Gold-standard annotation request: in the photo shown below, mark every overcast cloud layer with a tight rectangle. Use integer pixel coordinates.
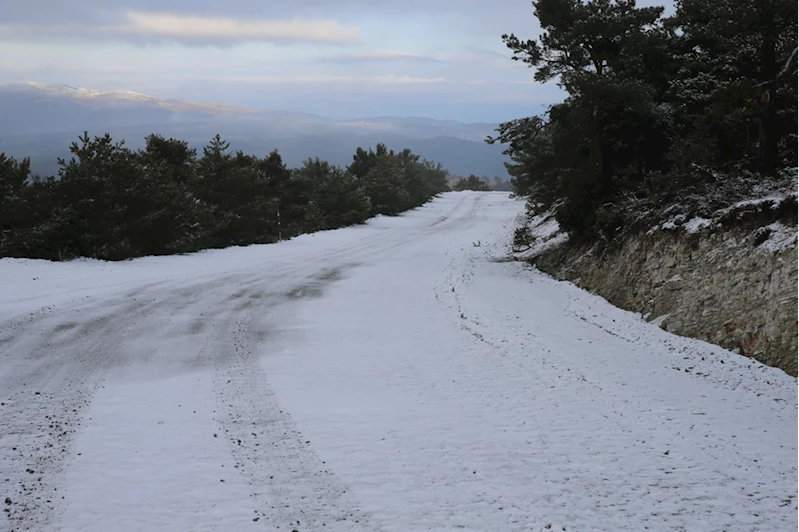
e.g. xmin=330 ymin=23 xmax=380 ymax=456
xmin=0 ymin=0 xmax=672 ymax=121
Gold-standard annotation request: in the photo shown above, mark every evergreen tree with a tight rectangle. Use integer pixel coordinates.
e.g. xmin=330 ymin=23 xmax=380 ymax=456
xmin=362 ymin=156 xmax=411 ymax=216
xmin=1 ymin=132 xmax=455 ymax=261
xmin=56 ymin=133 xmax=141 ymax=259
xmin=668 ymin=0 xmax=797 ymax=173
xmin=0 ymin=154 xmax=30 ymax=234
xmin=354 ymin=145 xmax=450 ymax=215
xmin=453 ymin=175 xmax=493 ymax=191
xmin=254 ymin=149 xmax=293 ymax=241
xmin=419 ymin=160 xmax=451 ymax=198
xmin=347 ymin=144 xmax=389 ymax=179
xmin=493 ymin=0 xmax=680 ymax=236
xmin=0 ymin=154 xmax=32 ymax=256
xmin=502 ymin=0 xmax=669 ymax=195
xmin=195 ymin=134 xmax=239 ymax=247
xmin=138 ymin=135 xmax=206 ymax=254
xmin=294 ymin=158 xmax=371 ymax=231
xmin=492 ymin=0 xmax=797 ymax=240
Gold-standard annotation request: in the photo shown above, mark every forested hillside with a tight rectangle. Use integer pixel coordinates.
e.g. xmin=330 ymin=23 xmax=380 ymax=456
xmin=489 ymin=0 xmax=797 ymax=239
xmin=0 ymin=135 xmax=449 ymax=261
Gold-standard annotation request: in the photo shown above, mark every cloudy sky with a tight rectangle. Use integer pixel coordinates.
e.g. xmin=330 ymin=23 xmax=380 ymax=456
xmin=0 ymin=0 xmax=671 ymax=122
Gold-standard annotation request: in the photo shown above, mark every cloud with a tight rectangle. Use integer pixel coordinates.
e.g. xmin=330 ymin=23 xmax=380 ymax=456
xmin=0 ymin=0 xmax=540 ymax=21
xmin=0 ymin=11 xmax=362 ymax=46
xmin=0 ymin=0 xmax=575 ymax=120
xmin=199 ymin=74 xmax=446 ymax=85
xmin=123 ymin=12 xmax=361 ymax=44
xmin=322 ymin=50 xmax=443 ymax=64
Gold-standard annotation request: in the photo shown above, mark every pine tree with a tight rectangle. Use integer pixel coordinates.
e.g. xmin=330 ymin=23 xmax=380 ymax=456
xmin=494 ymin=0 xmax=675 ymax=236
xmin=453 ymin=175 xmax=493 ymax=191
xmin=669 ymin=0 xmax=797 ymax=173
xmin=294 ymin=158 xmax=371 ymax=231
xmin=137 ymin=135 xmax=205 ymax=254
xmin=0 ymin=154 xmax=32 ymax=256
xmin=56 ymin=133 xmax=141 ymax=259
xmin=347 ymin=144 xmax=389 ymax=179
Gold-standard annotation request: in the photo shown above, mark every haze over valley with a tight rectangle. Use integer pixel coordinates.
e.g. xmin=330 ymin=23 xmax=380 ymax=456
xmin=0 ymin=82 xmax=511 ymax=178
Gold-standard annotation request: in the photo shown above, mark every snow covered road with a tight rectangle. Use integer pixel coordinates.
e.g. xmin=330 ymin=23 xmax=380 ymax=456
xmin=1 ymin=192 xmax=796 ymax=532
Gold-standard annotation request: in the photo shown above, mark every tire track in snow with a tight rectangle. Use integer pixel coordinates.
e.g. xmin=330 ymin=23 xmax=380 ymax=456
xmin=209 ymin=287 xmax=377 ymax=531
xmin=0 ymin=295 xmax=167 ymax=531
xmin=200 ymin=197 xmax=489 ymax=530
xmin=0 ymin=193 xmax=488 ymax=531
xmin=0 ymin=270 xmax=260 ymax=531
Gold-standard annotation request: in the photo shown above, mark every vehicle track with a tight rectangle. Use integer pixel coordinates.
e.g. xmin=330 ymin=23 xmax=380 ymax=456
xmin=1 ymin=194 xmax=486 ymax=531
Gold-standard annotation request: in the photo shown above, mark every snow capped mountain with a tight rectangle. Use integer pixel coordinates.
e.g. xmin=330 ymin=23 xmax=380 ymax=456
xmin=0 ymin=81 xmax=511 ymax=179
xmin=6 ymin=81 xmax=157 ymax=103
xmin=1 ymin=81 xmax=256 ymax=113
xmin=0 ymin=82 xmax=498 ymax=138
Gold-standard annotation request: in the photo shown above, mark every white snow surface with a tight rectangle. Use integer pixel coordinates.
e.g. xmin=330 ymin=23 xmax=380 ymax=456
xmin=0 ymin=192 xmax=796 ymax=532
xmin=683 ymin=217 xmax=712 ymax=234
xmin=759 ymin=221 xmax=798 ymax=253
xmin=733 ymin=195 xmax=791 ymax=210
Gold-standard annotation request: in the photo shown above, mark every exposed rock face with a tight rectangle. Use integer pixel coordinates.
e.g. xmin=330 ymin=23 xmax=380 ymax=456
xmin=533 ymin=215 xmax=798 ymax=376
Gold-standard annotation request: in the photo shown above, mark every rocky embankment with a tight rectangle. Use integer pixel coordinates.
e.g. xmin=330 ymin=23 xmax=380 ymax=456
xmin=523 ymin=195 xmax=798 ymax=376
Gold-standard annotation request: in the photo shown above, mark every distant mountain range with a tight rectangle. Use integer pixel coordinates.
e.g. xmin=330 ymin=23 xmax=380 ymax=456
xmin=0 ymin=82 xmax=265 ymax=135
xmin=0 ymin=82 xmax=511 ymax=178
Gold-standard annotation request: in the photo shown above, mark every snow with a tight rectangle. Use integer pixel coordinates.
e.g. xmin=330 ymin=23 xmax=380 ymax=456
xmin=5 ymin=81 xmax=154 ymax=102
xmin=661 ymin=220 xmax=677 ymax=230
xmin=647 ymin=191 xmax=796 ymax=242
xmin=684 ymin=217 xmax=712 ymax=234
xmin=529 ymin=213 xmax=560 ymax=241
xmin=0 ymin=192 xmax=796 ymax=531
xmin=759 ymin=221 xmax=798 ymax=253
xmin=649 ymin=314 xmax=671 ymax=327
xmin=512 ymin=210 xmax=569 ymax=259
xmin=60 ymin=372 xmax=258 ymax=532
xmin=733 ymin=195 xmax=791 ymax=210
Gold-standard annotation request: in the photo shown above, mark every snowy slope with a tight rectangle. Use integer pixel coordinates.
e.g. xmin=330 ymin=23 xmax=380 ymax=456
xmin=0 ymin=192 xmax=795 ymax=532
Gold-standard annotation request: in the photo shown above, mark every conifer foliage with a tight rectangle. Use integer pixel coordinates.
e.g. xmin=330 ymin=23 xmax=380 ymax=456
xmin=490 ymin=0 xmax=797 ymax=238
xmin=0 ymin=135 xmax=451 ymax=260
xmin=453 ymin=175 xmax=493 ymax=191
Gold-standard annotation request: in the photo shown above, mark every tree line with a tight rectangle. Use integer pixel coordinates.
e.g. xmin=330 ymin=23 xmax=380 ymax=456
xmin=0 ymin=134 xmax=451 ymax=261
xmin=489 ymin=0 xmax=797 ymax=239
